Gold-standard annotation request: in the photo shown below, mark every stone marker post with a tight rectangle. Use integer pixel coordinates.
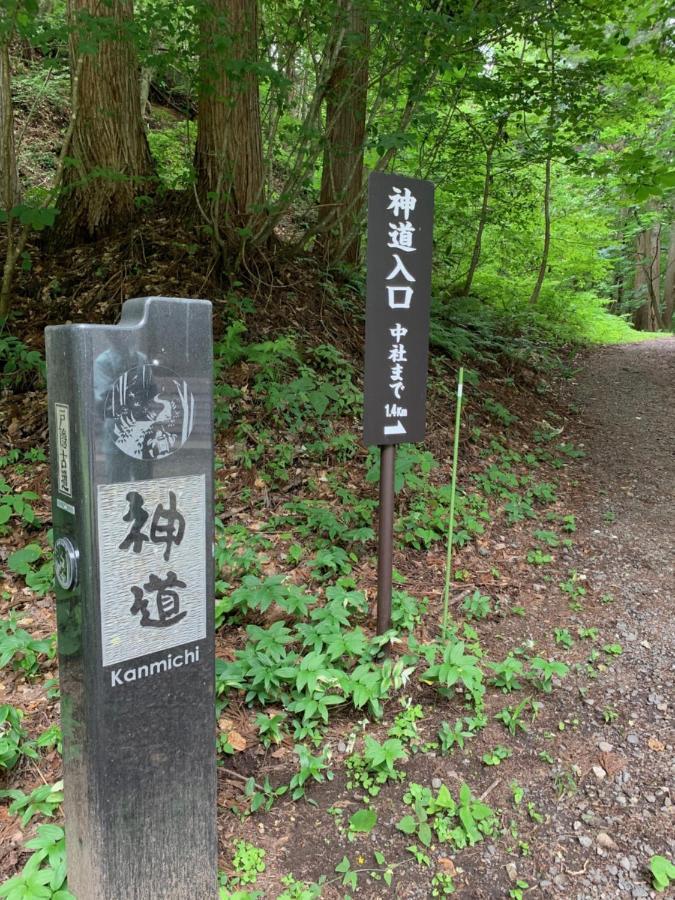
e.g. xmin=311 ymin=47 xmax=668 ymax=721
xmin=46 ymin=297 xmax=217 ymax=899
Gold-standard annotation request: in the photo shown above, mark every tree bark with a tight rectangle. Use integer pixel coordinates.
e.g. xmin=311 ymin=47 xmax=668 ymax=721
xmin=663 ymin=223 xmax=675 ymax=330
xmin=55 ymin=0 xmax=153 ymax=242
xmin=1 ymin=32 xmax=20 ymax=319
xmin=463 ymin=120 xmax=505 ymax=296
xmin=194 ymin=0 xmax=264 ymax=251
xmin=529 ymin=154 xmax=552 ymax=305
xmin=317 ymin=0 xmax=369 ymax=266
xmin=633 ymin=224 xmax=662 ymax=331
xmin=0 ymin=41 xmax=20 ymax=214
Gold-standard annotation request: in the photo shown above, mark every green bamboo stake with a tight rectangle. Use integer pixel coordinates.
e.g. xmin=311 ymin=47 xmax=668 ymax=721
xmin=441 ymin=366 xmax=464 ymax=637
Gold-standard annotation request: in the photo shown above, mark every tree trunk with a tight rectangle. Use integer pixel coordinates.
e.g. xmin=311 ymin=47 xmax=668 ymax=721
xmin=529 ymin=154 xmax=552 ymax=305
xmin=463 ymin=120 xmax=505 ymax=296
xmin=663 ymin=223 xmax=675 ymax=331
xmin=194 ymin=0 xmax=264 ymax=251
xmin=317 ymin=0 xmax=369 ymax=266
xmin=0 ymin=41 xmax=20 ymax=214
xmin=633 ymin=225 xmax=662 ymax=331
xmin=55 ymin=0 xmax=153 ymax=242
xmin=1 ymin=34 xmax=20 ymax=320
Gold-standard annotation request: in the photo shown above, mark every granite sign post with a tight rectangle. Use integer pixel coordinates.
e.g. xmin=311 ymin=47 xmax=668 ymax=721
xmin=46 ymin=297 xmax=217 ymax=899
xmin=363 ymin=172 xmax=434 ymax=635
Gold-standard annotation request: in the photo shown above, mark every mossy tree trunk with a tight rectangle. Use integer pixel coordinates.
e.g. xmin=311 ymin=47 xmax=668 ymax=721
xmin=54 ymin=0 xmax=154 ymax=243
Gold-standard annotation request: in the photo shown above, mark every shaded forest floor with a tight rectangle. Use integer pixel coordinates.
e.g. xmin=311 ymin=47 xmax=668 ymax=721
xmin=1 ymin=313 xmax=673 ymax=897
xmin=212 ymin=338 xmax=675 ymax=899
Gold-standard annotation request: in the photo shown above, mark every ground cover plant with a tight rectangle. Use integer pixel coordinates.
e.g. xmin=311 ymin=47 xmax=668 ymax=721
xmin=1 ymin=0 xmax=673 ymax=889
xmin=2 ymin=303 xmax=674 ymax=897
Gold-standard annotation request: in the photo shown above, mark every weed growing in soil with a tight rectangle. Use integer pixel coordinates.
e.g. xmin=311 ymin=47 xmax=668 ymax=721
xmin=0 ymin=705 xmax=38 ymax=770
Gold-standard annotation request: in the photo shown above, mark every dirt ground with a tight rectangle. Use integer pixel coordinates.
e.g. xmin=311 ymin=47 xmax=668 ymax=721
xmin=219 ymin=338 xmax=675 ymax=899
xmin=1 ymin=338 xmax=673 ymax=899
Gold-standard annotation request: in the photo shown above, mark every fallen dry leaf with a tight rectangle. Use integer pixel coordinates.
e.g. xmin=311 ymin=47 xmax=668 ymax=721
xmin=598 ymin=752 xmax=626 ymax=776
xmin=227 ymin=731 xmax=247 ymax=752
xmin=438 ymin=858 xmax=457 ymax=877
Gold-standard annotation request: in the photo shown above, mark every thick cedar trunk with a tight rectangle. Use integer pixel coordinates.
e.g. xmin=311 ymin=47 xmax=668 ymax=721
xmin=633 ymin=225 xmax=662 ymax=331
xmin=194 ymin=0 xmax=264 ymax=248
xmin=529 ymin=154 xmax=551 ymax=305
xmin=663 ymin=223 xmax=675 ymax=330
xmin=317 ymin=0 xmax=369 ymax=265
xmin=55 ymin=0 xmax=153 ymax=242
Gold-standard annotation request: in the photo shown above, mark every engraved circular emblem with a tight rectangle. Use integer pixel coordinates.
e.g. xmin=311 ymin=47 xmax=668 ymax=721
xmin=105 ymin=365 xmax=195 ymax=460
xmin=54 ymin=537 xmax=78 ymax=591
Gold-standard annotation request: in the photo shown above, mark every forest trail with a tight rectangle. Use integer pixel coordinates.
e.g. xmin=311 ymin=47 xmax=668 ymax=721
xmin=547 ymin=338 xmax=675 ymax=898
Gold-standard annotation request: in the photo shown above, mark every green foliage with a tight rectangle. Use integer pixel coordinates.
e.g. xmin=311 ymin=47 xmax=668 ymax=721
xmin=243 ymin=776 xmax=287 ymax=814
xmin=495 ymin=697 xmax=535 ymax=735
xmin=0 ymin=335 xmax=46 ymax=391
xmin=388 ymin=702 xmax=424 ymax=745
xmin=255 ymin=712 xmax=286 ymax=748
xmin=460 ymin=590 xmax=492 ymax=620
xmin=483 ymin=397 xmax=518 ymax=426
xmin=0 ymin=480 xmax=40 ymax=532
xmin=366 ymin=445 xmax=437 ymax=494
xmin=421 ymin=638 xmax=484 ymax=707
xmin=527 ymin=548 xmax=553 ymax=565
xmin=230 ymin=842 xmax=266 ymax=886
xmin=528 ymin=657 xmax=570 ymax=693
xmin=554 ymin=628 xmax=574 ymax=649
xmin=0 ymin=705 xmax=37 ymax=771
xmin=0 ymin=615 xmax=55 ymax=678
xmin=345 ymin=736 xmax=407 ymax=797
xmin=0 ymin=824 xmax=73 ymax=900
xmin=398 ymin=782 xmax=497 ymax=852
xmin=334 ymin=856 xmax=358 ymax=891
xmin=36 ymin=725 xmax=62 ymax=755
xmin=0 ymin=781 xmax=63 ymax=827
xmin=431 ymin=872 xmax=456 ymax=896
xmin=437 ymin=718 xmax=478 ymax=754
xmin=7 ymin=544 xmax=54 ymax=597
xmin=482 ymin=745 xmax=512 ymax=766
xmin=348 ymin=807 xmax=377 ymax=834
xmin=276 ymin=875 xmax=324 ymax=900
xmin=649 ymin=855 xmax=675 ymax=893
xmin=487 ymin=655 xmax=525 ymax=693
xmin=147 ymin=123 xmax=194 ymax=190
xmin=288 ymin=745 xmax=333 ymax=801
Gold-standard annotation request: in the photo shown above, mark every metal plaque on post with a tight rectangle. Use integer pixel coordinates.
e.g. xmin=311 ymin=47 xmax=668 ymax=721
xmin=363 ymin=171 xmax=434 ymax=445
xmin=46 ymin=297 xmax=217 ymax=899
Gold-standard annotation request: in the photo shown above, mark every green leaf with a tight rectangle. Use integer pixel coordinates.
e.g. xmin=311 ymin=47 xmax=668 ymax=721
xmin=650 ymin=855 xmax=675 ymax=892
xmin=418 ymin=822 xmax=432 ymax=847
xmin=396 ymin=815 xmax=417 ymax=835
xmin=7 ymin=544 xmax=42 ymax=575
xmin=349 ymin=808 xmax=377 ymax=834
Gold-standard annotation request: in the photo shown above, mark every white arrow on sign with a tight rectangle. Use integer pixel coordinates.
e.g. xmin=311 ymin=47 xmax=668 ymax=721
xmin=384 ymin=420 xmax=406 ymax=436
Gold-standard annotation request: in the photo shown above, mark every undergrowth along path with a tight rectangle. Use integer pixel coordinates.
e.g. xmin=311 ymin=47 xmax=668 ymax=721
xmin=241 ymin=339 xmax=675 ymax=899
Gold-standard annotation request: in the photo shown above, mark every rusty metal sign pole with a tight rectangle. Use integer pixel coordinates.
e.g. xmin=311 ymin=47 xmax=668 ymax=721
xmin=375 ymin=444 xmax=396 ymax=636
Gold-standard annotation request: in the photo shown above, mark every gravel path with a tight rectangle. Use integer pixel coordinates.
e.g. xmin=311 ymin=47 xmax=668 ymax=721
xmin=552 ymin=338 xmax=675 ymax=898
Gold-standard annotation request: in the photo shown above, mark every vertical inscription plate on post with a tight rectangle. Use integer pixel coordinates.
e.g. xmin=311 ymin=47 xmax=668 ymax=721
xmin=363 ymin=171 xmax=434 ymax=446
xmin=46 ymin=297 xmax=217 ymax=900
